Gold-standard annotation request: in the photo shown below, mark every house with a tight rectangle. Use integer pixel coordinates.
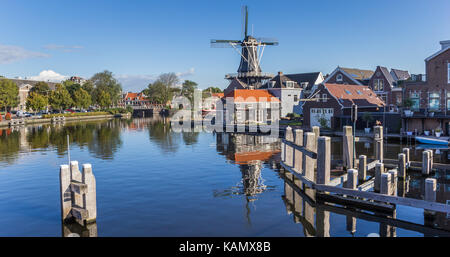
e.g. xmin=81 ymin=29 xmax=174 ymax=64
xmin=260 ymin=72 xmax=302 ymax=117
xmin=284 ymin=72 xmax=324 ymax=98
xmin=302 ymin=83 xmax=385 ymax=129
xmin=223 ymin=89 xmax=280 ymax=124
xmin=69 ymin=76 xmax=87 ymax=85
xmin=8 ymin=79 xmax=58 ymax=111
xmin=120 ymin=92 xmax=149 ymax=106
xmin=390 ymin=69 xmax=410 ymax=82
xmin=402 ymin=40 xmax=450 ymax=135
xmin=324 ymin=67 xmax=374 ymax=85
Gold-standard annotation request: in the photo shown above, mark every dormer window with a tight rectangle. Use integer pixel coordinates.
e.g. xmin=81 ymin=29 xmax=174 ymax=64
xmin=336 ymin=74 xmax=343 ymax=82
xmin=300 ymin=82 xmax=309 ymax=88
xmin=285 ymin=81 xmax=295 ymax=88
xmin=270 ymin=81 xmax=276 ymax=88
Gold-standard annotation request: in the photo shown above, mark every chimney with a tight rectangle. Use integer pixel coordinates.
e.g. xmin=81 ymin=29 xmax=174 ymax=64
xmin=278 ymin=71 xmax=283 ymax=75
xmin=440 ymin=40 xmax=450 ymax=50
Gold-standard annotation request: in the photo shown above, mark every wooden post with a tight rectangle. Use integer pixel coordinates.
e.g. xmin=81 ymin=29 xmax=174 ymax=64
xmin=317 ymin=136 xmax=331 ymax=185
xmin=343 ymin=126 xmax=354 ymax=169
xmin=358 ymin=155 xmax=367 ymax=181
xmin=60 ymin=165 xmax=72 ymax=221
xmin=424 ymin=178 xmax=437 ymax=216
xmin=302 ymin=132 xmax=316 ymax=182
xmin=398 ymin=153 xmax=406 ymax=179
xmin=375 ymin=162 xmax=384 ymax=192
xmin=312 ymin=126 xmax=320 ymax=168
xmin=285 ymin=127 xmax=294 ymax=167
xmin=293 ymin=129 xmax=304 ymax=173
xmin=70 ymin=161 xmax=83 ymax=208
xmin=388 ymin=170 xmax=398 ymax=196
xmin=422 ymin=150 xmax=431 ymax=175
xmin=380 ymin=173 xmax=391 ymax=195
xmin=402 ymin=148 xmax=410 ymax=167
xmin=316 ymin=205 xmax=330 ymax=237
xmin=374 ymin=126 xmax=384 ymax=162
xmin=346 ymin=169 xmax=358 ymax=189
xmin=428 ymin=150 xmax=433 ymax=172
xmin=82 ymin=164 xmax=97 ymax=223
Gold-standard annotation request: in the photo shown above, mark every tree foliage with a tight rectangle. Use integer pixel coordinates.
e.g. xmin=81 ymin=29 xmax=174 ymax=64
xmin=73 ymin=88 xmax=92 ymax=109
xmin=144 ymin=73 xmax=180 ymax=105
xmin=90 ymin=70 xmax=122 ymax=105
xmin=26 ymin=92 xmax=48 ymax=113
xmin=97 ymin=90 xmax=112 ymax=109
xmin=0 ymin=79 xmax=19 ymax=112
xmin=49 ymin=84 xmax=73 ymax=111
xmin=30 ymin=81 xmax=50 ymax=96
xmin=202 ymin=86 xmax=223 ymax=98
xmin=181 ymin=80 xmax=198 ymax=102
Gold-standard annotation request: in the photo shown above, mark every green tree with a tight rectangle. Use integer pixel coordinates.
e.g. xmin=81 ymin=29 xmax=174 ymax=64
xmin=144 ymin=73 xmax=180 ymax=105
xmin=82 ymin=80 xmax=95 ymax=95
xmin=49 ymin=84 xmax=73 ymax=112
xmin=90 ymin=70 xmax=122 ymax=105
xmin=29 ymin=81 xmax=50 ymax=96
xmin=97 ymin=90 xmax=112 ymax=109
xmin=26 ymin=92 xmax=48 ymax=113
xmin=0 ymin=78 xmax=19 ymax=112
xmin=202 ymin=86 xmax=223 ymax=98
xmin=73 ymin=88 xmax=92 ymax=109
xmin=181 ymin=80 xmax=198 ymax=103
xmin=64 ymin=80 xmax=81 ymax=99
xmin=362 ymin=112 xmax=374 ymax=128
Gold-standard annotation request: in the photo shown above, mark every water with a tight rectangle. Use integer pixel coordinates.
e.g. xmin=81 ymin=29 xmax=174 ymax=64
xmin=0 ymin=117 xmax=449 ymax=237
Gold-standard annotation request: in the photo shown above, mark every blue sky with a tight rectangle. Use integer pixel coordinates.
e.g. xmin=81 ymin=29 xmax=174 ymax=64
xmin=0 ymin=0 xmax=449 ymax=91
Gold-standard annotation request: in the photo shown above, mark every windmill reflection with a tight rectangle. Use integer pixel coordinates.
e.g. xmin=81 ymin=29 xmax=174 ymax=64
xmin=215 ymin=133 xmax=280 ymax=225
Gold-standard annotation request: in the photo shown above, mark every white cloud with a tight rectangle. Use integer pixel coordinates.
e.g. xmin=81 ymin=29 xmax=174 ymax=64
xmin=28 ymin=70 xmax=68 ymax=82
xmin=44 ymin=44 xmax=84 ymax=52
xmin=176 ymin=67 xmax=195 ymax=78
xmin=0 ymin=44 xmax=49 ymax=64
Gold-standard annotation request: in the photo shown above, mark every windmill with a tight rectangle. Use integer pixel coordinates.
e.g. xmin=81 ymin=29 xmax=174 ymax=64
xmin=211 ymin=5 xmax=279 ymax=89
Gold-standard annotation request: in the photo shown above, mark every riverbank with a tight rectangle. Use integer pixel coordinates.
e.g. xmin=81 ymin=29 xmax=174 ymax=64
xmin=0 ymin=113 xmax=131 ymax=128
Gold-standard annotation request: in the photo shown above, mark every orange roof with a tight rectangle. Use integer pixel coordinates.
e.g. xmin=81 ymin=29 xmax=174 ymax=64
xmin=124 ymin=92 xmax=146 ymax=101
xmin=323 ymin=83 xmax=385 ymax=107
xmin=233 ymin=150 xmax=280 ymax=164
xmin=225 ymin=89 xmax=280 ymax=102
xmin=211 ymin=93 xmax=224 ymax=98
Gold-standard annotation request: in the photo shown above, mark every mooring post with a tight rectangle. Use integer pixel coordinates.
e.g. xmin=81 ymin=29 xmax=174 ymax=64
xmin=429 ymin=150 xmax=433 ymax=172
xmin=317 ymin=136 xmax=331 ymax=185
xmin=374 ymin=126 xmax=384 ymax=163
xmin=375 ymin=162 xmax=384 ymax=192
xmin=398 ymin=153 xmax=406 ymax=179
xmin=346 ymin=169 xmax=358 ymax=189
xmin=60 ymin=164 xmax=72 ymax=221
xmin=402 ymin=148 xmax=410 ymax=168
xmin=293 ymin=129 xmax=304 ymax=173
xmin=285 ymin=126 xmax=294 ymax=167
xmin=343 ymin=126 xmax=354 ymax=169
xmin=316 ymin=205 xmax=330 ymax=237
xmin=82 ymin=164 xmax=97 ymax=223
xmin=312 ymin=126 xmax=320 ymax=168
xmin=424 ymin=178 xmax=437 ymax=216
xmin=380 ymin=173 xmax=391 ymax=195
xmin=303 ymin=132 xmax=316 ymax=182
xmin=388 ymin=170 xmax=398 ymax=196
xmin=70 ymin=161 xmax=83 ymax=208
xmin=358 ymin=155 xmax=367 ymax=181
xmin=422 ymin=150 xmax=431 ymax=175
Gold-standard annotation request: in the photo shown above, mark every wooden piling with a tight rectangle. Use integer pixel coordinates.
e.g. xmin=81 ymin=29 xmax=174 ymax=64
xmin=380 ymin=173 xmax=391 ymax=195
xmin=375 ymin=162 xmax=384 ymax=192
xmin=424 ymin=178 xmax=437 ymax=216
xmin=422 ymin=151 xmax=431 ymax=175
xmin=402 ymin=148 xmax=410 ymax=167
xmin=346 ymin=169 xmax=358 ymax=189
xmin=398 ymin=153 xmax=406 ymax=179
xmin=70 ymin=161 xmax=83 ymax=208
xmin=342 ymin=126 xmax=354 ymax=169
xmin=374 ymin=126 xmax=383 ymax=162
xmin=293 ymin=129 xmax=304 ymax=173
xmin=303 ymin=132 xmax=316 ymax=182
xmin=358 ymin=155 xmax=367 ymax=181
xmin=82 ymin=164 xmax=97 ymax=223
xmin=388 ymin=170 xmax=398 ymax=196
xmin=60 ymin=165 xmax=72 ymax=221
xmin=317 ymin=136 xmax=331 ymax=185
xmin=285 ymin=127 xmax=294 ymax=167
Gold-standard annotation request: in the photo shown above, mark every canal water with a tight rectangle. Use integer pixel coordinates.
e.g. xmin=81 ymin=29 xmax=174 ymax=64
xmin=0 ymin=117 xmax=449 ymax=236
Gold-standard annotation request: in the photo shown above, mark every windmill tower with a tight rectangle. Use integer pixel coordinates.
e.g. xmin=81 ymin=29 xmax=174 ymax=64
xmin=211 ymin=6 xmax=278 ymax=89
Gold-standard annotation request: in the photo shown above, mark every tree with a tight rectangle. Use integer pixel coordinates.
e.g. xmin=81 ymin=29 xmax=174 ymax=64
xmin=144 ymin=73 xmax=180 ymax=105
xmin=0 ymin=79 xmax=19 ymax=112
xmin=49 ymin=84 xmax=73 ymax=112
xmin=82 ymin=81 xmax=95 ymax=95
xmin=63 ymin=80 xmax=81 ymax=99
xmin=362 ymin=112 xmax=374 ymax=128
xmin=30 ymin=81 xmax=50 ymax=96
xmin=90 ymin=70 xmax=122 ymax=105
xmin=202 ymin=86 xmax=223 ymax=98
xmin=97 ymin=90 xmax=112 ymax=109
xmin=402 ymin=98 xmax=413 ymax=109
xmin=73 ymin=88 xmax=92 ymax=109
xmin=26 ymin=92 xmax=48 ymax=113
xmin=181 ymin=80 xmax=198 ymax=103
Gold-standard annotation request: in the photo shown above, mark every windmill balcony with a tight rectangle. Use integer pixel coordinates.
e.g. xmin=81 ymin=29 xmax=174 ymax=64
xmin=225 ymin=72 xmax=274 ymax=79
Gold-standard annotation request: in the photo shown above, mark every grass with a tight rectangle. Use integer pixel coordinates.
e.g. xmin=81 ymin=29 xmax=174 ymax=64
xmin=42 ymin=112 xmax=110 ymax=118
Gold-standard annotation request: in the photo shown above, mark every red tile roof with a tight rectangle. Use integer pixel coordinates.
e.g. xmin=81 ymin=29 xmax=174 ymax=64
xmin=211 ymin=93 xmax=224 ymax=98
xmin=224 ymin=89 xmax=280 ymax=102
xmin=323 ymin=83 xmax=385 ymax=107
xmin=124 ymin=92 xmax=147 ymax=101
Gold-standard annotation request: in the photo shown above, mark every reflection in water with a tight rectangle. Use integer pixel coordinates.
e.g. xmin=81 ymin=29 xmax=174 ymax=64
xmin=62 ymin=221 xmax=98 ymax=237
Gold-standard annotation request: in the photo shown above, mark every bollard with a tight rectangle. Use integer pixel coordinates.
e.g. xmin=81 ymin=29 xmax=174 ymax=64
xmin=428 ymin=150 xmax=433 ymax=172
xmin=312 ymin=126 xmax=320 ymax=168
xmin=82 ymin=164 xmax=97 ymax=223
xmin=358 ymin=155 xmax=367 ymax=181
xmin=380 ymin=173 xmax=391 ymax=195
xmin=343 ymin=126 xmax=354 ymax=169
xmin=422 ymin=151 xmax=431 ymax=175
xmin=388 ymin=170 xmax=398 ymax=196
xmin=375 ymin=162 xmax=384 ymax=192
xmin=60 ymin=165 xmax=72 ymax=222
xmin=317 ymin=136 xmax=331 ymax=185
xmin=374 ymin=126 xmax=384 ymax=162
xmin=402 ymin=148 xmax=410 ymax=168
xmin=424 ymin=178 xmax=437 ymax=216
xmin=285 ymin=127 xmax=294 ymax=167
xmin=398 ymin=153 xmax=406 ymax=179
xmin=303 ymin=132 xmax=316 ymax=182
xmin=346 ymin=169 xmax=358 ymax=189
xmin=293 ymin=129 xmax=304 ymax=173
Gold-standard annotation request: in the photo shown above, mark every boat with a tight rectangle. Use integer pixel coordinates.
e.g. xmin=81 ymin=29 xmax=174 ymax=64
xmin=415 ymin=144 xmax=449 ymax=150
xmin=415 ymin=136 xmax=449 ymax=145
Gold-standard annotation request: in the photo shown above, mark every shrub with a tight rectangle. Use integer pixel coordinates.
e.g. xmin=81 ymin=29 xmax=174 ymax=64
xmin=42 ymin=112 xmax=110 ymax=119
xmin=5 ymin=113 xmax=12 ymax=120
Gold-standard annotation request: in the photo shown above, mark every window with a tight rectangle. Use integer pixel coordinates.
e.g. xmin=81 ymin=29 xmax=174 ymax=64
xmin=448 ymin=63 xmax=450 ymax=84
xmin=336 ymin=74 xmax=343 ymax=82
xmin=429 ymin=92 xmax=440 ymax=110
xmin=447 ymin=92 xmax=450 ymax=111
xmin=301 ymin=82 xmax=309 ymax=88
xmin=356 ymin=90 xmax=362 ymax=95
xmin=322 ymin=94 xmax=328 ymax=102
xmin=285 ymin=81 xmax=295 ymax=88
xmin=374 ymin=79 xmax=384 ymax=91
xmin=410 ymin=92 xmax=420 ymax=110
xmin=345 ymin=89 xmax=352 ymax=95
xmin=294 ymin=95 xmax=298 ymax=101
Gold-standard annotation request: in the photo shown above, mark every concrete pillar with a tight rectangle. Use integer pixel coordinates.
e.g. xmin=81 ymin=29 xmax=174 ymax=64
xmin=375 ymin=163 xmax=384 ymax=192
xmin=70 ymin=161 xmax=83 ymax=208
xmin=380 ymin=173 xmax=391 ymax=195
xmin=346 ymin=169 xmax=358 ymax=189
xmin=388 ymin=170 xmax=398 ymax=196
xmin=82 ymin=164 xmax=97 ymax=223
xmin=343 ymin=126 xmax=354 ymax=169
xmin=285 ymin=126 xmax=294 ymax=167
xmin=402 ymin=148 xmax=410 ymax=167
xmin=303 ymin=132 xmax=316 ymax=182
xmin=424 ymin=178 xmax=437 ymax=216
xmin=374 ymin=126 xmax=384 ymax=162
xmin=317 ymin=136 xmax=331 ymax=185
xmin=312 ymin=126 xmax=320 ymax=150
xmin=358 ymin=155 xmax=367 ymax=181
xmin=398 ymin=153 xmax=406 ymax=179
xmin=60 ymin=164 xmax=72 ymax=221
xmin=293 ymin=129 xmax=304 ymax=173
xmin=422 ymin=151 xmax=431 ymax=175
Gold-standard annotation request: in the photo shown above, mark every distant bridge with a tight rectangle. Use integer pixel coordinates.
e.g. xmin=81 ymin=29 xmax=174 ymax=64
xmin=130 ymin=104 xmax=168 ymax=117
